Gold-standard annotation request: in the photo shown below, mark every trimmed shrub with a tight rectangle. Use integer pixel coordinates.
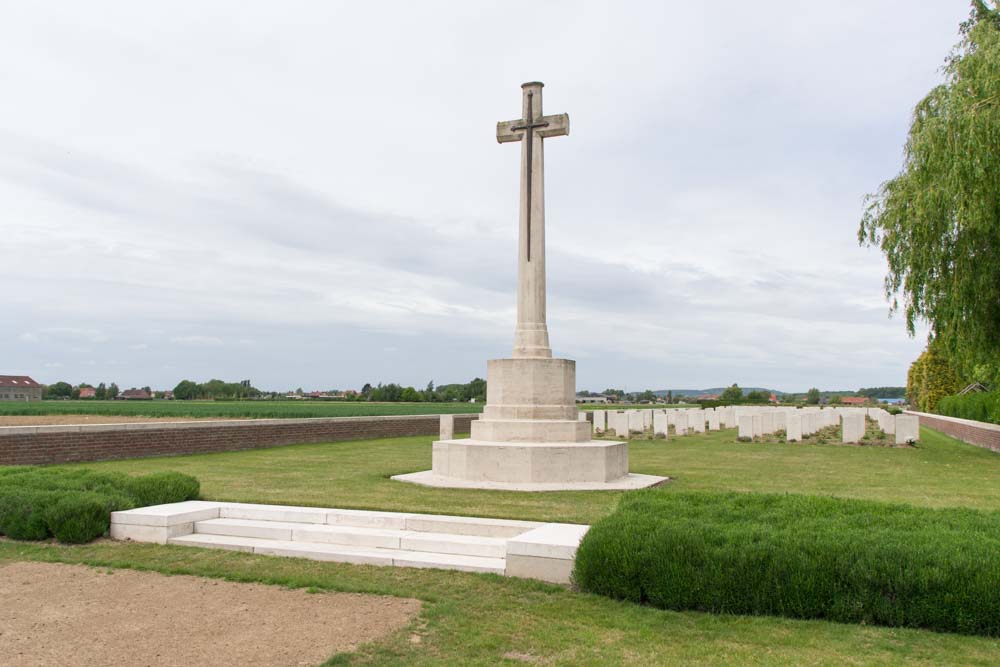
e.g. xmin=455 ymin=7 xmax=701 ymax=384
xmin=938 ymin=390 xmax=1000 ymax=425
xmin=574 ymin=491 xmax=1000 ymax=637
xmin=0 ymin=489 xmax=60 ymax=540
xmin=0 ymin=467 xmax=200 ymax=544
xmin=44 ymin=491 xmax=113 ymax=543
xmin=125 ymin=472 xmax=200 ymax=507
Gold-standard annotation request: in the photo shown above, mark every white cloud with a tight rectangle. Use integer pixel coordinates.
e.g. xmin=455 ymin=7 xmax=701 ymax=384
xmin=170 ymin=336 xmax=223 ymax=346
xmin=0 ymin=1 xmax=960 ymax=391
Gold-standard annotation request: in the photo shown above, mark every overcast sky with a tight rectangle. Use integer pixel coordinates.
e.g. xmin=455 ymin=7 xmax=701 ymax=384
xmin=1 ymin=2 xmax=969 ymax=393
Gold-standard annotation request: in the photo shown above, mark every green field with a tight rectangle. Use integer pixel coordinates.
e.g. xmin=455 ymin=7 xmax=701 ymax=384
xmin=0 ymin=399 xmax=483 ymax=419
xmin=2 ymin=427 xmax=999 ymax=664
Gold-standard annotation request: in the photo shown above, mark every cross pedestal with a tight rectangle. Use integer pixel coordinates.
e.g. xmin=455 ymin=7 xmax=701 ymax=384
xmin=393 ymin=82 xmax=666 ymax=491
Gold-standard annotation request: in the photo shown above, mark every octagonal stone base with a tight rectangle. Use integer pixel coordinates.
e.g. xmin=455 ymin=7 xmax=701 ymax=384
xmin=391 ymin=439 xmax=668 ymax=491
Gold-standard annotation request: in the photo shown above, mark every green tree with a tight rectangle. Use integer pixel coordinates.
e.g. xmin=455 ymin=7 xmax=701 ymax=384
xmin=44 ymin=381 xmax=73 ymax=399
xmin=745 ymin=390 xmax=769 ymax=403
xmin=908 ymin=345 xmax=962 ymax=412
xmin=400 ymin=386 xmax=422 ymax=402
xmin=719 ymin=384 xmax=743 ymax=404
xmin=806 ymin=388 xmax=821 ymax=405
xmin=172 ymin=380 xmax=199 ymax=400
xmin=95 ymin=382 xmax=107 ymax=400
xmin=638 ymin=389 xmax=657 ymax=403
xmin=107 ymin=382 xmax=119 ymax=399
xmin=859 ymin=1 xmax=1000 ymax=386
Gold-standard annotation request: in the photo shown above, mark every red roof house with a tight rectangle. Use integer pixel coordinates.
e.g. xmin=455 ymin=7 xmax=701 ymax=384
xmin=0 ymin=375 xmax=44 ymax=401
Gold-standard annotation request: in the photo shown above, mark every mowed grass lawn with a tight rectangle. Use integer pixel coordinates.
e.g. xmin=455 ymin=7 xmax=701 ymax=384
xmin=1 ymin=426 xmax=999 ymax=665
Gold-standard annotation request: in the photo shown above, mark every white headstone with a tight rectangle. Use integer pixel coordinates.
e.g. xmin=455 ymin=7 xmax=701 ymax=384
xmin=774 ymin=411 xmax=787 ymax=431
xmin=895 ymin=414 xmax=919 ymax=444
xmin=738 ymin=415 xmax=754 ymax=439
xmin=675 ymin=412 xmax=689 ymax=436
xmin=653 ymin=411 xmax=669 ymax=438
xmin=761 ymin=412 xmax=775 ymax=435
xmin=627 ymin=410 xmax=644 ymax=434
xmin=690 ymin=409 xmax=706 ymax=433
xmin=842 ymin=413 xmax=865 ymax=443
xmin=440 ymin=414 xmax=455 ymax=441
xmin=592 ymin=409 xmax=606 ymax=433
xmin=786 ymin=414 xmax=802 ymax=442
xmin=578 ymin=411 xmax=589 ymax=422
xmin=707 ymin=409 xmax=720 ymax=431
xmin=752 ymin=415 xmax=762 ymax=438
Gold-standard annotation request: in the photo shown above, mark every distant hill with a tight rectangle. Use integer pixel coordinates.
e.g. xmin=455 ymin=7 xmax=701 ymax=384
xmin=653 ymin=388 xmax=782 ymax=398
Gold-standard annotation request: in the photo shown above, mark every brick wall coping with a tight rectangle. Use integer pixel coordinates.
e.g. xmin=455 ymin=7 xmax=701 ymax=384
xmin=904 ymin=410 xmax=1000 ymax=433
xmin=0 ymin=413 xmax=478 ymax=437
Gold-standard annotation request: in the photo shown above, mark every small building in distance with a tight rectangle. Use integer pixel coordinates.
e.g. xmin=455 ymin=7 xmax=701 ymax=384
xmin=78 ymin=386 xmax=97 ymax=399
xmin=840 ymin=396 xmax=868 ymax=406
xmin=576 ymin=395 xmax=611 ymax=404
xmin=0 ymin=375 xmax=43 ymax=401
xmin=119 ymin=388 xmax=152 ymax=400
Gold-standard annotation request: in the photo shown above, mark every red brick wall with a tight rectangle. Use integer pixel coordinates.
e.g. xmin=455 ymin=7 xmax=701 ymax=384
xmin=0 ymin=415 xmax=478 ymax=466
xmin=906 ymin=411 xmax=1000 ymax=454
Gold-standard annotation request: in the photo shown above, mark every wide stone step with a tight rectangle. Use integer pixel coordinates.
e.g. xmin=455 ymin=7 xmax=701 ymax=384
xmin=112 ymin=501 xmax=588 ymax=583
xmin=193 ymin=518 xmax=508 ymax=558
xmin=168 ymin=533 xmax=506 ymax=574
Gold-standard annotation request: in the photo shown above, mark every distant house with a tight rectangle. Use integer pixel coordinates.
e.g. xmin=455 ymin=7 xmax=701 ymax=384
xmin=0 ymin=375 xmax=43 ymax=401
xmin=78 ymin=387 xmax=96 ymax=399
xmin=696 ymin=394 xmax=720 ymax=401
xmin=119 ymin=388 xmax=152 ymax=400
xmin=576 ymin=395 xmax=611 ymax=404
xmin=769 ymin=393 xmax=779 ymax=404
xmin=840 ymin=396 xmax=867 ymax=406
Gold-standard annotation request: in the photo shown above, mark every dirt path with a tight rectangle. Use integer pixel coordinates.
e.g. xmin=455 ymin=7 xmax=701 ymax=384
xmin=0 ymin=415 xmax=239 ymax=426
xmin=0 ymin=561 xmax=420 ymax=666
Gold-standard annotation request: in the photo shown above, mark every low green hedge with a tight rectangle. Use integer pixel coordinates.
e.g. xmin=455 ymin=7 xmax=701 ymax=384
xmin=0 ymin=468 xmax=200 ymax=544
xmin=937 ymin=390 xmax=1000 ymax=424
xmin=574 ymin=491 xmax=1000 ymax=637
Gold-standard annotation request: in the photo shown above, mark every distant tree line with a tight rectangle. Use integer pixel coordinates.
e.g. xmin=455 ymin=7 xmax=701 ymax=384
xmin=43 ymin=381 xmax=119 ymax=400
xmin=354 ymin=378 xmax=486 ymax=403
xmin=172 ymin=379 xmax=261 ymax=400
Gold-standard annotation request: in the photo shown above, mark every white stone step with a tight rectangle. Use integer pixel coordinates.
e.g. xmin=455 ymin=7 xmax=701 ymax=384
xmin=168 ymin=533 xmax=506 ymax=574
xmin=211 ymin=502 xmax=543 ymax=537
xmin=193 ymin=518 xmax=509 ymax=558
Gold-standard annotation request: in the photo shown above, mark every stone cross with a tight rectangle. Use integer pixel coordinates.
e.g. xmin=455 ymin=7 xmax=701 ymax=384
xmin=497 ymin=82 xmax=569 ymax=359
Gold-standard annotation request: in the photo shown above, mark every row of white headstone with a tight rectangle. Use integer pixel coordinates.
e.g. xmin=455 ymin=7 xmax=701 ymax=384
xmin=581 ymin=406 xmax=920 ymax=445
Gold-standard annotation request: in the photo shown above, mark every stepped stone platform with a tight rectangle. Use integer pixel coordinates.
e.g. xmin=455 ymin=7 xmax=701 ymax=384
xmin=111 ymin=501 xmax=589 ymax=584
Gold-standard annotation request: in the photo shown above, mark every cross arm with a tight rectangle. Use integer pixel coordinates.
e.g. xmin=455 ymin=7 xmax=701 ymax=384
xmin=496 ymin=113 xmax=570 ymax=143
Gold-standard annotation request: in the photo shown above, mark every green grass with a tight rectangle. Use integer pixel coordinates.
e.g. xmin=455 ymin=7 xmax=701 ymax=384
xmin=0 ymin=399 xmax=483 ymax=419
xmin=2 ymin=425 xmax=999 ymax=663
xmin=69 ymin=426 xmax=1000 ymax=523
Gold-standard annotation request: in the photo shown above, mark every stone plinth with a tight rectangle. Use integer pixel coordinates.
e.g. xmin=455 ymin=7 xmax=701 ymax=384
xmin=430 ymin=439 xmax=629 ymax=483
xmin=471 ymin=358 xmax=590 ymax=442
xmin=396 ymin=355 xmax=667 ymax=491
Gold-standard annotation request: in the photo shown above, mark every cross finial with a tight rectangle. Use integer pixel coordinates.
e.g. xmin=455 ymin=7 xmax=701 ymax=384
xmin=497 ymin=83 xmax=569 ymax=262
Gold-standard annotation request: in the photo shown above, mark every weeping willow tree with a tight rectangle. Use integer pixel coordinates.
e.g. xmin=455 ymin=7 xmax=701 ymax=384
xmin=860 ymin=1 xmax=1000 ymax=386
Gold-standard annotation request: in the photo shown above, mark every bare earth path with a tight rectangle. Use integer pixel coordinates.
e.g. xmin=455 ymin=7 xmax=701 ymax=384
xmin=0 ymin=561 xmax=420 ymax=666
xmin=0 ymin=415 xmax=238 ymax=426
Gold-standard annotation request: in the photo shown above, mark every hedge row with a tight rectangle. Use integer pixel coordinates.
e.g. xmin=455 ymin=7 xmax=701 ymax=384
xmin=0 ymin=468 xmax=200 ymax=544
xmin=573 ymin=491 xmax=1000 ymax=637
xmin=937 ymin=390 xmax=1000 ymax=425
